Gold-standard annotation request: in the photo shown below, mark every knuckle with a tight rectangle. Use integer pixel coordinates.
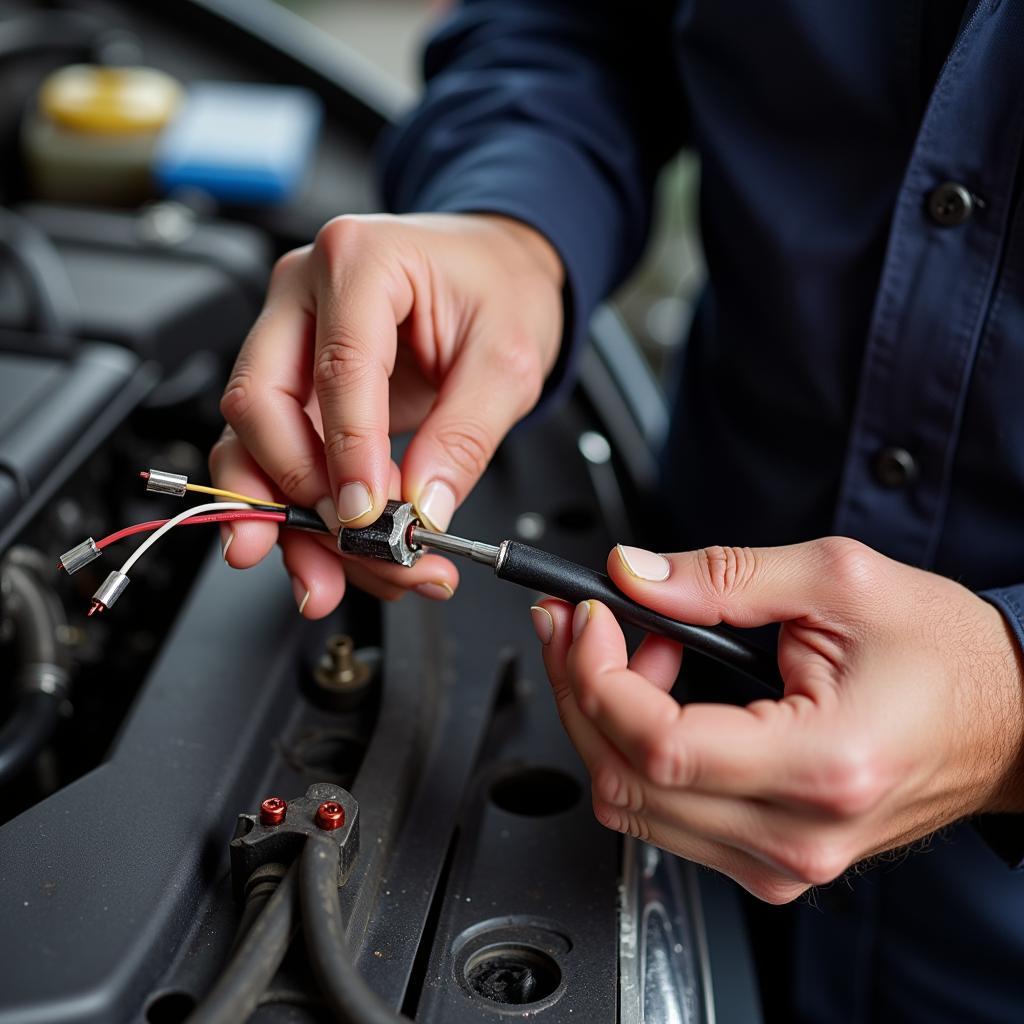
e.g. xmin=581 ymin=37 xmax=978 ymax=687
xmin=270 ymin=246 xmax=305 ymax=284
xmin=744 ymin=874 xmax=810 ymax=906
xmin=818 ymin=537 xmax=876 ymax=592
xmin=313 ymin=340 xmax=376 ymax=393
xmin=696 ymin=545 xmax=761 ymax=603
xmin=642 ymin=732 xmax=687 ymax=787
xmin=593 ymin=764 xmax=644 ymax=812
xmin=277 ymin=452 xmax=321 ymax=499
xmin=220 ymin=371 xmax=255 ymax=426
xmin=592 ymin=798 xmax=650 ymax=841
xmin=816 ymin=744 xmax=883 ymax=818
xmin=435 ymin=422 xmax=494 ymax=481
xmin=781 ymin=839 xmax=848 ymax=887
xmin=314 ymin=215 xmax=369 ymax=264
xmin=323 ymin=425 xmax=376 ymax=463
xmin=491 ymin=339 xmax=544 ymax=410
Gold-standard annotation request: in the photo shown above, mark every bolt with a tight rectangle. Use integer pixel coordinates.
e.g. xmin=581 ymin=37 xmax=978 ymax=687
xmin=259 ymin=796 xmax=287 ymax=826
xmin=314 ymin=634 xmax=371 ymax=694
xmin=315 ymin=800 xmax=345 ymax=831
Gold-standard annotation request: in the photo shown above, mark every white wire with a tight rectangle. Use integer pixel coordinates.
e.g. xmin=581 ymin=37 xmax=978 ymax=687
xmin=118 ymin=502 xmax=253 ymax=575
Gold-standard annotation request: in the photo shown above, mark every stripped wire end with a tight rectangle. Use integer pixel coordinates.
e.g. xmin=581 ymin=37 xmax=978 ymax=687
xmin=87 ymin=600 xmax=104 ymax=617
xmin=58 ymin=537 xmax=101 ymax=575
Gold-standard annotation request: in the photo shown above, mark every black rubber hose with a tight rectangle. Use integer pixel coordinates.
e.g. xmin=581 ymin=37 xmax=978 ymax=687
xmin=186 ymin=863 xmax=299 ymax=1024
xmin=0 ymin=208 xmax=79 ymax=341
xmin=0 ymin=691 xmax=61 ymax=786
xmin=0 ymin=559 xmax=69 ymax=787
xmin=300 ymin=836 xmax=410 ymax=1024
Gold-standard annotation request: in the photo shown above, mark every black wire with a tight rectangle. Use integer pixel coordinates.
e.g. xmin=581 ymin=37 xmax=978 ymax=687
xmin=299 ymin=836 xmax=410 ymax=1024
xmin=186 ymin=862 xmax=299 ymax=1024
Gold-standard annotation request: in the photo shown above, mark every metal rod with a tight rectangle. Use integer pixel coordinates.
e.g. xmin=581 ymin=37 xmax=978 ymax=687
xmin=408 ymin=525 xmax=501 ymax=567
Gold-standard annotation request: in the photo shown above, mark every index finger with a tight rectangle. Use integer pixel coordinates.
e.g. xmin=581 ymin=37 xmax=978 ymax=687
xmin=568 ymin=601 xmax=801 ymax=798
xmin=219 ymin=247 xmax=334 ymax=525
xmin=312 ymin=220 xmax=414 ymax=527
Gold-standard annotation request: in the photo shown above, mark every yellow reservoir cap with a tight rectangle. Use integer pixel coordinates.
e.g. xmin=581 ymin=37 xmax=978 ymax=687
xmin=39 ymin=65 xmax=183 ymax=134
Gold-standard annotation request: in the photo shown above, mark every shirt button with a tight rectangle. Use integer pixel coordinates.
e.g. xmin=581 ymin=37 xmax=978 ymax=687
xmin=873 ymin=446 xmax=918 ymax=488
xmin=927 ymin=182 xmax=974 ymax=226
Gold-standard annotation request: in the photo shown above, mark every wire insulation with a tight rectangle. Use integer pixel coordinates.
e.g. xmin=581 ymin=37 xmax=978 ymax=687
xmin=185 ymin=482 xmax=287 ymax=509
xmin=117 ymin=502 xmax=252 ymax=575
xmin=95 ymin=511 xmax=285 ymax=551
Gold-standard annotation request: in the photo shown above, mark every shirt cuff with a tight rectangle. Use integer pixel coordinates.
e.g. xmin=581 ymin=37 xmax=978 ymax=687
xmin=975 ymin=586 xmax=1024 ymax=869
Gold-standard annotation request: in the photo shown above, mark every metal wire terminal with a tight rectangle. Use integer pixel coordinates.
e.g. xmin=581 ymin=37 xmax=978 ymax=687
xmin=89 ymin=570 xmax=129 ymax=616
xmin=58 ymin=537 xmax=101 ymax=575
xmin=142 ymin=468 xmax=188 ymax=496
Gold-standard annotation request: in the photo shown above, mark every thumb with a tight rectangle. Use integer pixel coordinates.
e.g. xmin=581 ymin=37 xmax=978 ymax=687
xmin=607 ymin=537 xmax=881 ymax=629
xmin=401 ymin=335 xmax=543 ymax=531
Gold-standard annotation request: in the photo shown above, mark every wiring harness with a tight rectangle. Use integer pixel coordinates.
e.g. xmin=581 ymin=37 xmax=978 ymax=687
xmin=57 ymin=469 xmax=329 ymax=614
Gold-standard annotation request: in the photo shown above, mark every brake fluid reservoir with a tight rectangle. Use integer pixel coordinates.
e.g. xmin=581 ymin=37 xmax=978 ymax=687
xmin=22 ymin=64 xmax=182 ymax=203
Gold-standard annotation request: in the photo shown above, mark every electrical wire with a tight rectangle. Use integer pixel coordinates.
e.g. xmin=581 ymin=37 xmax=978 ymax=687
xmin=95 ymin=510 xmax=285 ymax=551
xmin=183 ymin=482 xmax=287 ymax=509
xmin=138 ymin=471 xmax=287 ymax=509
xmin=117 ymin=502 xmax=253 ymax=575
xmin=299 ymin=836 xmax=410 ymax=1024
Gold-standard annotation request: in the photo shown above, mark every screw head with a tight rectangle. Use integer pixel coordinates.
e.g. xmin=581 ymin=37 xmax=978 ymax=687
xmin=259 ymin=796 xmax=287 ymax=827
xmin=315 ymin=800 xmax=345 ymax=831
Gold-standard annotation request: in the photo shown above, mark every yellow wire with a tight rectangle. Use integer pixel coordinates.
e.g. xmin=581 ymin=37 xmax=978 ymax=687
xmin=185 ymin=483 xmax=287 ymax=509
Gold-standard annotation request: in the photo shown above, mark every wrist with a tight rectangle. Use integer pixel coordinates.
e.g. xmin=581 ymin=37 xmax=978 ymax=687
xmin=972 ymin=599 xmax=1024 ymax=814
xmin=477 ymin=214 xmax=565 ymax=291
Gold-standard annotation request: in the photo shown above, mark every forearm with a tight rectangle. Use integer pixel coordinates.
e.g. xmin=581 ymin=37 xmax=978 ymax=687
xmin=379 ymin=1 xmax=685 ymax=374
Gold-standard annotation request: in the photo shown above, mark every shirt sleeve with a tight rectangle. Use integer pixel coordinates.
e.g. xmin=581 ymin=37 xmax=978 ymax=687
xmin=975 ymin=585 xmax=1024 ymax=869
xmin=377 ymin=0 xmax=686 ymax=394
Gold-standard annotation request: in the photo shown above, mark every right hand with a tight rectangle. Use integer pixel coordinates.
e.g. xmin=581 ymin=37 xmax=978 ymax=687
xmin=210 ymin=213 xmax=565 ymax=617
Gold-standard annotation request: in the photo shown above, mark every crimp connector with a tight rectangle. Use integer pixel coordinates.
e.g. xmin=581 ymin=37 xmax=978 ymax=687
xmin=58 ymin=537 xmax=101 ymax=575
xmin=88 ymin=570 xmax=129 ymax=615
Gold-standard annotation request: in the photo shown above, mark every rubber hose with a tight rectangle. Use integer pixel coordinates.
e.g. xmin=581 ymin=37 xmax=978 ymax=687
xmin=0 ymin=560 xmax=69 ymax=787
xmin=299 ymin=836 xmax=410 ymax=1024
xmin=186 ymin=863 xmax=298 ymax=1024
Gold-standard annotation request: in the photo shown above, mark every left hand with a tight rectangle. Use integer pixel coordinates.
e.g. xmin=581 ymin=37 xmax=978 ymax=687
xmin=531 ymin=538 xmax=1024 ymax=904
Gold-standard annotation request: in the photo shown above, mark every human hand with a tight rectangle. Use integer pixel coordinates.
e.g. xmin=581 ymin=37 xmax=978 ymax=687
xmin=211 ymin=213 xmax=564 ymax=616
xmin=531 ymin=538 xmax=1024 ymax=903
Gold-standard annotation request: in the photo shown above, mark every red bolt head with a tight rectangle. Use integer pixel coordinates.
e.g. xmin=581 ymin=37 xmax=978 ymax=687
xmin=315 ymin=800 xmax=345 ymax=831
xmin=259 ymin=796 xmax=287 ymax=827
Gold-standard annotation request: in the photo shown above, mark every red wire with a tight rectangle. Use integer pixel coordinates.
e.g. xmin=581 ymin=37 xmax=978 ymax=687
xmin=95 ymin=510 xmax=286 ymax=550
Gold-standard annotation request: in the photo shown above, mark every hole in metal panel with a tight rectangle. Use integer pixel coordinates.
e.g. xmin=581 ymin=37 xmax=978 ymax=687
xmin=145 ymin=991 xmax=196 ymax=1024
xmin=465 ymin=944 xmax=562 ymax=1005
xmin=489 ymin=766 xmax=581 ymax=817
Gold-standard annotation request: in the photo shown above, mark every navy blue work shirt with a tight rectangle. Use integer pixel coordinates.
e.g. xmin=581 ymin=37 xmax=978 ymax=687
xmin=381 ymin=2 xmax=1024 ymax=1020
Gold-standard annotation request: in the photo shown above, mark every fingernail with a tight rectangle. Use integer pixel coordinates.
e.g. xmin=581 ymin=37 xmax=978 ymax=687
xmin=414 ymin=581 xmax=454 ymax=601
xmin=337 ymin=481 xmax=373 ymax=523
xmin=616 ymin=544 xmax=671 ymax=582
xmin=530 ymin=605 xmax=553 ymax=645
xmin=292 ymin=576 xmax=310 ymax=615
xmin=416 ymin=479 xmax=456 ymax=532
xmin=572 ymin=600 xmax=591 ymax=641
xmin=221 ymin=529 xmax=234 ymax=563
xmin=315 ymin=496 xmax=338 ymax=532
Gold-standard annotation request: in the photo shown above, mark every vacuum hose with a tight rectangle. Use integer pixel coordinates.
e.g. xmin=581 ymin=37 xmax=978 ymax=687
xmin=0 ymin=553 xmax=70 ymax=787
